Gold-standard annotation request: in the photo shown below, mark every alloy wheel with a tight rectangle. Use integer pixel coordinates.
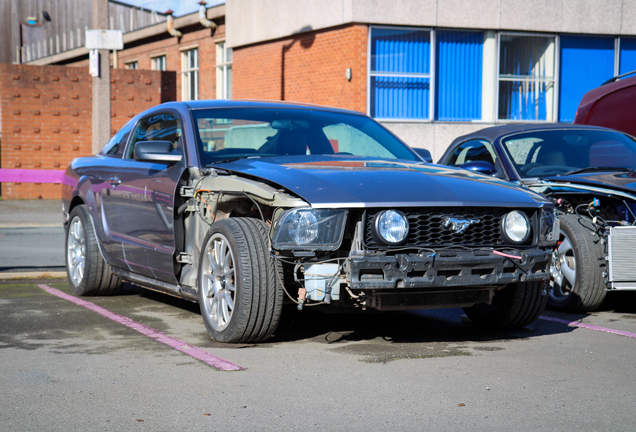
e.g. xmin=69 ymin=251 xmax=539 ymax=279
xmin=201 ymin=233 xmax=236 ymax=331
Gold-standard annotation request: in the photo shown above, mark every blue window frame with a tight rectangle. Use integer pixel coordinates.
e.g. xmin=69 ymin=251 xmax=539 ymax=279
xmin=498 ymin=35 xmax=555 ymax=121
xmin=369 ymin=27 xmax=431 ymax=119
xmin=559 ymin=36 xmax=615 ymax=122
xmin=435 ymin=31 xmax=483 ymax=121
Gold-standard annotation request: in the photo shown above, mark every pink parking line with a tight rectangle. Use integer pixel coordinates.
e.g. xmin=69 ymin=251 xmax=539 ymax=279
xmin=539 ymin=315 xmax=636 ymax=340
xmin=37 ymin=284 xmax=245 ymax=371
xmin=0 ymin=168 xmax=65 ymax=183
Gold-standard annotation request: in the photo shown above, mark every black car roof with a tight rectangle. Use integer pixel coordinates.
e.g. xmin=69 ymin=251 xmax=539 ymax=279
xmin=451 ymin=123 xmax=618 ymax=146
xmin=157 ymin=99 xmax=367 ymax=116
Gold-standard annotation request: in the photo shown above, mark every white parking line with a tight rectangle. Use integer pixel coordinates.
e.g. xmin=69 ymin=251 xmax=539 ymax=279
xmin=38 ymin=284 xmax=245 ymax=371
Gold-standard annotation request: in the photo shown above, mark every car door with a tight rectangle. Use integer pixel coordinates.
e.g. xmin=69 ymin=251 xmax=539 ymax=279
xmin=100 ymin=111 xmax=186 ymax=284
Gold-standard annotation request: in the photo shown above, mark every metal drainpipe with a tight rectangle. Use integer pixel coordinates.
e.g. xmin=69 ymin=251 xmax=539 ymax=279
xmin=165 ymin=10 xmax=182 ymax=37
xmin=198 ymin=1 xmax=217 ymax=29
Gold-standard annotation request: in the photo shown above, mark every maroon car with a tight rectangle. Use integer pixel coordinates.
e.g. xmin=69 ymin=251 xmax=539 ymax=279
xmin=574 ymin=71 xmax=636 ymax=136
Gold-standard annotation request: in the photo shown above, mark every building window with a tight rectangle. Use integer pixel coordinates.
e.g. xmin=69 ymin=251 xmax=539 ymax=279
xmin=498 ymin=34 xmax=556 ymax=121
xmin=559 ymin=36 xmax=614 ymax=122
xmin=619 ymin=38 xmax=636 ymax=75
xmin=125 ymin=61 xmax=138 ymax=69
xmin=216 ymin=42 xmax=233 ymax=99
xmin=181 ymin=48 xmax=198 ymax=101
xmin=152 ymin=55 xmax=166 ymax=71
xmin=435 ymin=31 xmax=484 ymax=121
xmin=369 ymin=27 xmax=432 ymax=120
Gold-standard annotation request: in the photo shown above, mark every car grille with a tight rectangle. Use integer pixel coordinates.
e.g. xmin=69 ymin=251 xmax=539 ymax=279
xmin=364 ymin=207 xmax=533 ymax=248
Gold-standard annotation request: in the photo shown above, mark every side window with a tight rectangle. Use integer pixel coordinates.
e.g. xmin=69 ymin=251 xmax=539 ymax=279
xmin=125 ymin=113 xmax=183 ymax=160
xmin=100 ymin=122 xmax=133 ymax=158
xmin=445 ymin=140 xmax=497 ymax=166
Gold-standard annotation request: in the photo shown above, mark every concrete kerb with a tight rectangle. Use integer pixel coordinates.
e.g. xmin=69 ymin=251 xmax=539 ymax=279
xmin=0 ymin=272 xmax=66 ymax=280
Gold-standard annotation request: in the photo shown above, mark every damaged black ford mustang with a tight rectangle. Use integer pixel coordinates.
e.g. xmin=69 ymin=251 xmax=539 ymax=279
xmin=62 ymin=101 xmax=558 ymax=343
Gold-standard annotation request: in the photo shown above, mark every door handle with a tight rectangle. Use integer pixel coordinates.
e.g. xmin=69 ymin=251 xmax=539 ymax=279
xmin=108 ymin=177 xmax=121 ymax=186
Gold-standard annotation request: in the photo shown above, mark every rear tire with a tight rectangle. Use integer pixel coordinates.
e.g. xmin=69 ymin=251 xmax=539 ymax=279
xmin=198 ymin=218 xmax=283 ymax=343
xmin=547 ymin=214 xmax=606 ymax=312
xmin=65 ymin=205 xmax=122 ymax=296
xmin=463 ymin=281 xmax=547 ymax=329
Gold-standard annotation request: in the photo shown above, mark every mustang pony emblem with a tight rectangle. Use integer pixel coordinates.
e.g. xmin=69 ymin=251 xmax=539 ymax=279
xmin=443 ymin=217 xmax=480 ymax=233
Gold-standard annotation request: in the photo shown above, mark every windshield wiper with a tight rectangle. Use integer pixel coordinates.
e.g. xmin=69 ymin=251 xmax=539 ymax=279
xmin=558 ymin=166 xmax=632 ymax=176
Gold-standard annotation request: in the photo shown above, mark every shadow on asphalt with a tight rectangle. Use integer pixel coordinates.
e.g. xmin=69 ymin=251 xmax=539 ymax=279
xmin=124 ymin=283 xmax=579 ymax=346
xmin=595 ymin=291 xmax=636 ymax=313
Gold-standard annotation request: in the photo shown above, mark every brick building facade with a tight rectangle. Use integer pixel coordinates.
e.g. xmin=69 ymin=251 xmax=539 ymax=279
xmin=233 ymin=24 xmax=367 ymax=114
xmin=0 ymin=63 xmax=176 ymax=199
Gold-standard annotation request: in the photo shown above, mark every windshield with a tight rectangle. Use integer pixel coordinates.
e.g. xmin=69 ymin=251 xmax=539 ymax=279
xmin=501 ymin=129 xmax=636 ymax=178
xmin=191 ymin=108 xmax=418 ymax=166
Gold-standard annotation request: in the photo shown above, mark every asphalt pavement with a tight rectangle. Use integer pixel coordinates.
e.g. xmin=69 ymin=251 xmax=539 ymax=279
xmin=0 ymin=199 xmax=65 ymax=279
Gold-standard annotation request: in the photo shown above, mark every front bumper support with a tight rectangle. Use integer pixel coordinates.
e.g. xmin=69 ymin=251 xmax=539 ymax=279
xmin=349 ymin=249 xmax=551 ymax=290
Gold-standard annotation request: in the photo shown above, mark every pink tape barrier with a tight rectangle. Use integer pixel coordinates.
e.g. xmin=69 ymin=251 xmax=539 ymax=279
xmin=539 ymin=315 xmax=636 ymax=339
xmin=38 ymin=284 xmax=245 ymax=371
xmin=0 ymin=169 xmax=65 ymax=183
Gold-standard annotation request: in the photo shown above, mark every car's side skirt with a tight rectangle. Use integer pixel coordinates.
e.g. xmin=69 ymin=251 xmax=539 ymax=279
xmin=111 ymin=267 xmax=198 ymax=302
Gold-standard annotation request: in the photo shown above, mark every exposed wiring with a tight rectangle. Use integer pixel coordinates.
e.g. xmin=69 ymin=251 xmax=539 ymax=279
xmin=492 ymin=250 xmax=522 ymax=260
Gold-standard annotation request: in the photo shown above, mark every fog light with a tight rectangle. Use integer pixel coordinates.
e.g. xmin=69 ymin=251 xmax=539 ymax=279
xmin=376 ymin=210 xmax=409 ymax=244
xmin=502 ymin=210 xmax=530 ymax=243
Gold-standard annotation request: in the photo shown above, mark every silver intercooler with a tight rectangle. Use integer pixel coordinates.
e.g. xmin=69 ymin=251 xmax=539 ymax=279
xmin=607 ymin=226 xmax=636 ymax=290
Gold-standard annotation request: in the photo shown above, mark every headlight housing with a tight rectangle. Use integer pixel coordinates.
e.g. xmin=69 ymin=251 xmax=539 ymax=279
xmin=538 ymin=208 xmax=560 ymax=246
xmin=375 ymin=210 xmax=409 ymax=245
xmin=501 ymin=210 xmax=530 ymax=244
xmin=271 ymin=208 xmax=347 ymax=251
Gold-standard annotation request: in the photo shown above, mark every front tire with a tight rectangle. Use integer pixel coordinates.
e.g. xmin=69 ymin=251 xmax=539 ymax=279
xmin=547 ymin=214 xmax=606 ymax=312
xmin=463 ymin=281 xmax=547 ymax=329
xmin=65 ymin=205 xmax=122 ymax=296
xmin=198 ymin=218 xmax=283 ymax=343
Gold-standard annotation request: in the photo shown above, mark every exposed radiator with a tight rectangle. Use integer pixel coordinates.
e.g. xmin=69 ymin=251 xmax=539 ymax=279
xmin=607 ymin=226 xmax=636 ymax=290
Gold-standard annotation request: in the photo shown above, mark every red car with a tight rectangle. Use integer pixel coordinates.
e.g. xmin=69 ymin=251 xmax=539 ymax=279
xmin=574 ymin=71 xmax=636 ymax=136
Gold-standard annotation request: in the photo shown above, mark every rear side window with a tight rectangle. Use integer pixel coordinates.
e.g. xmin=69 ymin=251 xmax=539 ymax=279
xmin=100 ymin=122 xmax=133 ymax=158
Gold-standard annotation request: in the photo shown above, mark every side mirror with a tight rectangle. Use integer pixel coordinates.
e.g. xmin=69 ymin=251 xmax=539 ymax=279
xmin=459 ymin=161 xmax=497 ymax=175
xmin=413 ymin=148 xmax=433 ymax=163
xmin=134 ymin=140 xmax=182 ymax=164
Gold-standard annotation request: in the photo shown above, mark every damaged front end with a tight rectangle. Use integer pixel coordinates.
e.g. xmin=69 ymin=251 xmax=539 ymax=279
xmin=530 ymin=180 xmax=636 ymax=291
xmin=268 ymin=204 xmax=556 ymax=312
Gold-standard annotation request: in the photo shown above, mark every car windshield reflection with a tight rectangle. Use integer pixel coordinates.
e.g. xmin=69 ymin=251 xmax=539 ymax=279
xmin=500 ymin=129 xmax=636 ymax=178
xmin=191 ymin=108 xmax=419 ymax=167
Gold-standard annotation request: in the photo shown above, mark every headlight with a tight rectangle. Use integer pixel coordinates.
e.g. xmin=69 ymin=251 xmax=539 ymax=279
xmin=375 ymin=210 xmax=409 ymax=245
xmin=288 ymin=210 xmax=318 ymax=244
xmin=538 ymin=208 xmax=560 ymax=245
xmin=502 ymin=210 xmax=530 ymax=244
xmin=272 ymin=208 xmax=347 ymax=251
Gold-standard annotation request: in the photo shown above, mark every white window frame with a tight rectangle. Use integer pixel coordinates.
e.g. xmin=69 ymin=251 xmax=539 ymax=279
xmin=151 ymin=54 xmax=167 ymax=71
xmin=216 ymin=41 xmax=233 ymax=99
xmin=125 ymin=60 xmax=138 ymax=70
xmin=181 ymin=48 xmax=199 ymax=101
xmin=367 ymin=25 xmax=435 ymax=122
xmin=496 ymin=32 xmax=557 ymax=123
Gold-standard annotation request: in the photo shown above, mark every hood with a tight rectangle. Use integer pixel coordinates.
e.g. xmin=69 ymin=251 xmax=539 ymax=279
xmin=541 ymin=171 xmax=636 ymax=196
xmin=215 ymin=156 xmax=550 ymax=208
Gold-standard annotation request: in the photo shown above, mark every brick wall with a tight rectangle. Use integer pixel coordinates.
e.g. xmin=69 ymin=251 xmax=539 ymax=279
xmin=67 ymin=21 xmax=226 ymax=102
xmin=233 ymin=24 xmax=368 ymax=114
xmin=0 ymin=63 xmax=176 ymax=199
